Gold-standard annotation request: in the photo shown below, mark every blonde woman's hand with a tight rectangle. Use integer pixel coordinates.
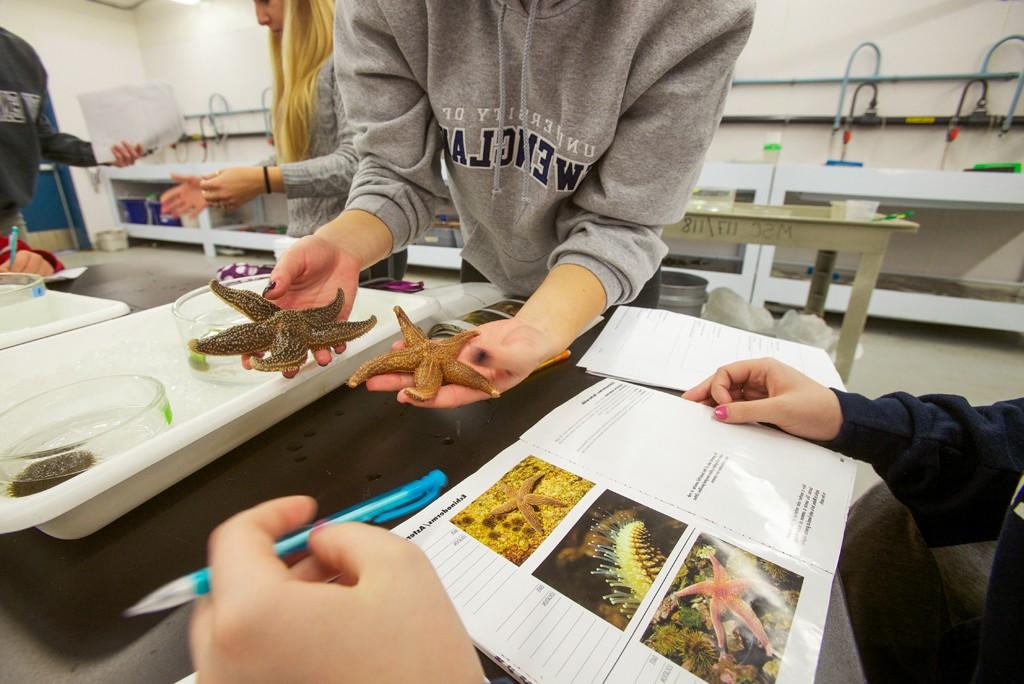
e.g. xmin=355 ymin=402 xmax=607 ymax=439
xmin=199 ymin=167 xmax=265 ymax=211
xmin=189 ymin=497 xmax=484 ymax=684
xmin=242 ymin=235 xmax=363 ymax=377
xmin=160 ymin=175 xmax=206 ymax=218
xmin=682 ymin=358 xmax=843 ymax=442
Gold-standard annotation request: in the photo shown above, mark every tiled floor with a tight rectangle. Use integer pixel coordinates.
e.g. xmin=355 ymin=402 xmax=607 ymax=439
xmin=61 ymin=243 xmax=1024 ymax=500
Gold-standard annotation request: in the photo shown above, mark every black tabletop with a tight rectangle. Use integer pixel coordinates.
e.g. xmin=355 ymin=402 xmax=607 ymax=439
xmin=0 ymin=263 xmax=603 ymax=683
xmin=2 ymin=263 xmax=865 ymax=684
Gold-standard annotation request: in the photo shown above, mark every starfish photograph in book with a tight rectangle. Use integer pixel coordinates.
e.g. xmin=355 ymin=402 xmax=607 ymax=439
xmin=451 ymin=455 xmax=593 ymax=565
xmin=346 ymin=305 xmax=500 ymax=401
xmin=189 ymin=280 xmax=377 ymax=373
xmin=488 ymin=472 xmax=566 ymax=534
xmin=640 ymin=534 xmax=803 ymax=683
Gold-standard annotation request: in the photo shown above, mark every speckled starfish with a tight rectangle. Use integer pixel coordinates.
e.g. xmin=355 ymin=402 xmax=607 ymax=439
xmin=345 ymin=306 xmax=500 ymax=401
xmin=487 ymin=472 xmax=565 ymax=534
xmin=188 ymin=280 xmax=377 ymax=373
xmin=657 ymin=552 xmax=774 ymax=658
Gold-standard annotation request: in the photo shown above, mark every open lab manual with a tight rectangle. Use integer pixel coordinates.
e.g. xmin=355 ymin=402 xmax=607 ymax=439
xmin=394 ymin=379 xmax=856 ymax=684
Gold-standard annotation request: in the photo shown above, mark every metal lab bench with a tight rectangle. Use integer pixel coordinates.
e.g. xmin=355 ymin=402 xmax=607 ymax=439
xmin=664 ymin=203 xmax=919 ymax=381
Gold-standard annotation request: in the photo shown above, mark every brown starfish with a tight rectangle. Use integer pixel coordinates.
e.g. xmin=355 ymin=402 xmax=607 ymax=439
xmin=345 ymin=306 xmax=500 ymax=401
xmin=188 ymin=280 xmax=377 ymax=373
xmin=487 ymin=472 xmax=565 ymax=534
xmin=657 ymin=551 xmax=774 ymax=659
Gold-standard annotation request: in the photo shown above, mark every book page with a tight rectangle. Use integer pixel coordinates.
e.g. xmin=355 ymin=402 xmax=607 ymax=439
xmin=393 ymin=380 xmax=855 ymax=683
xmin=578 ymin=307 xmax=843 ymax=392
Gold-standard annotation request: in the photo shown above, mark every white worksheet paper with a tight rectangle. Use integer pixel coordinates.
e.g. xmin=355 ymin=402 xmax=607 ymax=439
xmin=393 ymin=379 xmax=856 ymax=684
xmin=77 ymin=82 xmax=184 ymax=163
xmin=578 ymin=307 xmax=844 ymax=392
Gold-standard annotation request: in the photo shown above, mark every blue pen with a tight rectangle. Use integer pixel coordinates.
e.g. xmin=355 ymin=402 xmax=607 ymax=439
xmin=124 ymin=469 xmax=447 ymax=616
xmin=7 ymin=226 xmax=18 ymax=270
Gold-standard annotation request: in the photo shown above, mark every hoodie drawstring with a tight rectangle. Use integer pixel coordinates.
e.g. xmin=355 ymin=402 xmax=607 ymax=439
xmin=492 ymin=0 xmax=539 ymax=223
xmin=491 ymin=3 xmax=508 ymax=198
xmin=515 ymin=0 xmax=539 ymax=217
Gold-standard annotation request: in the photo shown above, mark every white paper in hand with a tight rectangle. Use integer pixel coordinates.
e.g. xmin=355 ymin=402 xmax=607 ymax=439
xmin=77 ymin=82 xmax=184 ymax=163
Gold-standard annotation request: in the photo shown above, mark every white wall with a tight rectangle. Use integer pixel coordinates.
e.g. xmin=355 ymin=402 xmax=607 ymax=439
xmin=134 ymin=0 xmax=273 ymax=167
xmin=712 ymin=0 xmax=1024 ymax=169
xmin=4 ymin=0 xmax=147 ymax=238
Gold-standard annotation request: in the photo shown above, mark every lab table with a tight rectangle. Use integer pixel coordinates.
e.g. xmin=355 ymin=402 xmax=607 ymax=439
xmin=665 ymin=203 xmax=919 ymax=381
xmin=0 ymin=263 xmax=864 ymax=683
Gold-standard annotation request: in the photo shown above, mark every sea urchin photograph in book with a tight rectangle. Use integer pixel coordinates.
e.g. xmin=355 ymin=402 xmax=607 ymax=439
xmin=391 ymin=379 xmax=856 ymax=683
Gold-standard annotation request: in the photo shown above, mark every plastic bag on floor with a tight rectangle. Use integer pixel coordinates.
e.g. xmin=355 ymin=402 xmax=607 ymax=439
xmin=774 ymin=309 xmax=838 ymax=352
xmin=702 ymin=287 xmax=775 ymax=333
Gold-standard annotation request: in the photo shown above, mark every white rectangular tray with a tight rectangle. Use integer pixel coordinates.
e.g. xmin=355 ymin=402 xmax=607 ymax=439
xmin=0 ymin=286 xmax=484 ymax=538
xmin=0 ymin=290 xmax=130 ymax=349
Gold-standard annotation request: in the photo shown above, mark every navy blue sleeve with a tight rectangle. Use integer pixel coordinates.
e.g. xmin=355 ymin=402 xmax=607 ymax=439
xmin=823 ymin=391 xmax=1024 ymax=547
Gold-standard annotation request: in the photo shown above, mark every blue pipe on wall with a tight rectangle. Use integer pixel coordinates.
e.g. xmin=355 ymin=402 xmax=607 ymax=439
xmin=832 ymin=43 xmax=882 ymax=132
xmin=980 ymin=35 xmax=1024 ymax=135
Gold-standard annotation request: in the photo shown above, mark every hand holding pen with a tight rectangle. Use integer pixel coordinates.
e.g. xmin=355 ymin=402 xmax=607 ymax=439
xmin=185 ymin=495 xmax=484 ymax=684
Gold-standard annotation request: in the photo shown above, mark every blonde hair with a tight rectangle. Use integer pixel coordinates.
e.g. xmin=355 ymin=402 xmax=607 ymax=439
xmin=269 ymin=0 xmax=334 ymax=163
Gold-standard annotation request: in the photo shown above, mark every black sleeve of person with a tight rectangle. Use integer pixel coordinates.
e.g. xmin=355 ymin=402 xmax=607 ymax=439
xmin=35 ymin=95 xmax=97 ymax=167
xmin=823 ymin=391 xmax=1024 ymax=547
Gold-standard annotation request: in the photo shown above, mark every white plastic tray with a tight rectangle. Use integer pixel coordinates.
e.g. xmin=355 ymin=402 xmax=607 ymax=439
xmin=0 ymin=283 xmax=505 ymax=538
xmin=0 ymin=290 xmax=130 ymax=350
xmin=0 ymin=287 xmax=467 ymax=538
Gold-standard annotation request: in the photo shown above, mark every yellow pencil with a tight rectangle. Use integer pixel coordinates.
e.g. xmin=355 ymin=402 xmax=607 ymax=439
xmin=532 ymin=349 xmax=571 ymax=374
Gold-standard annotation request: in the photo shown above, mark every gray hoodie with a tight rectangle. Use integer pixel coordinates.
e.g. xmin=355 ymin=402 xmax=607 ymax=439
xmin=336 ymin=0 xmax=753 ymax=306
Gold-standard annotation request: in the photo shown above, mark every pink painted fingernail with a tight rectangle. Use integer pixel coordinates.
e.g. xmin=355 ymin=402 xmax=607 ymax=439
xmin=714 ymin=405 xmax=729 ymax=420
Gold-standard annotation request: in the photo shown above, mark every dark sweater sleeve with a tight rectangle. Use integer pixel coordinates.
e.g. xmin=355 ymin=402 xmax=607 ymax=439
xmin=823 ymin=391 xmax=1024 ymax=547
xmin=36 ymin=94 xmax=97 ymax=167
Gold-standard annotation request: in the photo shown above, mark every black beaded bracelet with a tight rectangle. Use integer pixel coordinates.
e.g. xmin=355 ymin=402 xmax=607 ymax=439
xmin=262 ymin=165 xmax=271 ymax=194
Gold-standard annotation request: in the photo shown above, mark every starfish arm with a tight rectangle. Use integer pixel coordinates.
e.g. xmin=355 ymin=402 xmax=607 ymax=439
xmin=345 ymin=347 xmax=427 ymax=387
xmin=517 ymin=501 xmax=546 ymax=534
xmin=441 ymin=358 xmax=501 ymax=397
xmin=404 ymin=358 xmax=444 ymax=401
xmin=306 ymin=316 xmax=377 ymax=349
xmin=250 ymin=329 xmax=309 ymax=372
xmin=189 ymin=322 xmax=276 ymax=356
xmin=488 ymin=501 xmax=518 ymax=516
xmin=520 ymin=472 xmax=545 ymax=494
xmin=523 ymin=494 xmax=566 ymax=507
xmin=709 ymin=553 xmax=729 ymax=584
xmin=724 ymin=578 xmax=755 ymax=597
xmin=674 ymin=580 xmax=715 ymax=598
xmin=722 ymin=595 xmax=773 ymax=656
xmin=431 ymin=329 xmax=480 ymax=354
xmin=709 ymin=596 xmax=728 ymax=654
xmin=394 ymin=306 xmax=428 ymax=346
xmin=300 ymin=289 xmax=346 ymax=326
xmin=209 ymin=279 xmax=279 ymax=322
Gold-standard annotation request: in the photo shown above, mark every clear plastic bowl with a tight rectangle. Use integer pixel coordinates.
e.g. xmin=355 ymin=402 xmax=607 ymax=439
xmin=0 ymin=273 xmax=46 ymax=309
xmin=0 ymin=375 xmax=172 ymax=497
xmin=171 ymin=275 xmax=273 ymax=384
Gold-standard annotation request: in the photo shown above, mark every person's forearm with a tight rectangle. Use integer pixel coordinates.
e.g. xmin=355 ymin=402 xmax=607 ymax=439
xmin=516 ymin=264 xmax=606 ymax=354
xmin=315 ymin=209 xmax=394 ymax=270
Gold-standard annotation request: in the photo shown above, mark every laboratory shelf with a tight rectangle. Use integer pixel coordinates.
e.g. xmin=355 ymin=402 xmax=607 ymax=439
xmin=755 ymin=164 xmax=1024 ymax=332
xmin=102 ymin=164 xmax=279 ymax=257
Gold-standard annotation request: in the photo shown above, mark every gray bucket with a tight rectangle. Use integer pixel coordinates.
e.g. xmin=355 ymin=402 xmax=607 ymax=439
xmin=660 ymin=271 xmax=709 ymax=316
